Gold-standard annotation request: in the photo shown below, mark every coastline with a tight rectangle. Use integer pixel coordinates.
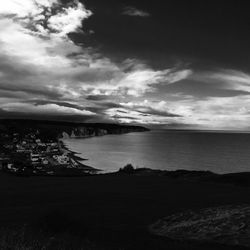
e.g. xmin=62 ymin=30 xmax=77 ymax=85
xmin=56 ymin=139 xmax=250 ymax=187
xmin=59 ymin=137 xmax=250 ymax=182
xmin=58 ymin=137 xmax=250 ymax=187
xmin=58 ymin=139 xmax=100 ymax=173
xmin=59 ymin=139 xmax=88 ymax=161
xmin=59 ymin=130 xmax=250 ymax=175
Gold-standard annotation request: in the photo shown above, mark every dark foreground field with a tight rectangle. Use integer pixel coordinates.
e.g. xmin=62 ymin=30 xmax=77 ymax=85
xmin=0 ymin=172 xmax=250 ymax=250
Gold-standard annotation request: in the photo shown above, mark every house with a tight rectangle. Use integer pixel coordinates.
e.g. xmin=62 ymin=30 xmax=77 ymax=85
xmin=53 ymin=154 xmax=69 ymax=165
xmin=35 ymin=139 xmax=41 ymax=144
xmin=30 ymin=153 xmax=40 ymax=164
xmin=41 ymin=158 xmax=49 ymax=165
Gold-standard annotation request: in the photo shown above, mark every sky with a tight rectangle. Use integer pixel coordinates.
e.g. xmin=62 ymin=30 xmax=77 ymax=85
xmin=1 ymin=0 xmax=250 ymax=130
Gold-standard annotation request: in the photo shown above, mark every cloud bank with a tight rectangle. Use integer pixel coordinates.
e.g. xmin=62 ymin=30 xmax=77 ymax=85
xmin=1 ymin=1 xmax=250 ymax=129
xmin=0 ymin=0 xmax=191 ymax=123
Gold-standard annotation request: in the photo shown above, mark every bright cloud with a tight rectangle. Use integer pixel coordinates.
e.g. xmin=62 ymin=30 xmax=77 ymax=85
xmin=47 ymin=1 xmax=92 ymax=37
xmin=1 ymin=102 xmax=94 ymax=116
xmin=105 ymin=84 xmax=250 ymax=130
xmin=0 ymin=0 xmax=190 ymax=121
xmin=164 ymin=95 xmax=250 ymax=130
xmin=120 ymin=100 xmax=179 ymax=116
xmin=122 ymin=6 xmax=150 ymax=17
xmin=105 ymin=100 xmax=182 ymax=125
xmin=191 ymin=69 xmax=250 ymax=94
xmin=0 ymin=0 xmax=92 ymax=37
xmin=83 ymin=66 xmax=192 ymax=97
xmin=2 ymin=1 xmax=248 ymax=129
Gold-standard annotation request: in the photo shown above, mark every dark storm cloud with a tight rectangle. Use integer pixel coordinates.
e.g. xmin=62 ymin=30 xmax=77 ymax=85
xmin=136 ymin=108 xmax=182 ymax=118
xmin=0 ymin=82 xmax=63 ymax=99
xmin=86 ymin=95 xmax=111 ymax=101
xmin=86 ymin=102 xmax=123 ymax=114
xmin=123 ymin=105 xmax=181 ymax=118
xmin=111 ymin=115 xmax=139 ymax=120
xmin=0 ymin=90 xmax=30 ymax=99
xmin=0 ymin=108 xmax=96 ymax=123
xmin=0 ymin=54 xmax=64 ymax=99
xmin=26 ymin=100 xmax=86 ymax=111
xmin=116 ymin=110 xmax=128 ymax=114
xmin=161 ymin=79 xmax=250 ymax=99
xmin=101 ymin=102 xmax=123 ymax=109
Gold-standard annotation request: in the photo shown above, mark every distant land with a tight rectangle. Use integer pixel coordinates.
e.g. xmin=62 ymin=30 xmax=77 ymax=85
xmin=0 ymin=119 xmax=149 ymax=141
xmin=0 ymin=119 xmax=149 ymax=177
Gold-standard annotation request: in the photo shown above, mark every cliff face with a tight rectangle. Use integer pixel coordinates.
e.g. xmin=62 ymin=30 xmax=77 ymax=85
xmin=62 ymin=129 xmax=105 ymax=139
xmin=0 ymin=119 xmax=149 ymax=141
xmin=61 ymin=125 xmax=148 ymax=139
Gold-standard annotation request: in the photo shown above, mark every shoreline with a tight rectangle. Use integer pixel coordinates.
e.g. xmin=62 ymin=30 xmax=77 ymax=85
xmin=40 ymin=138 xmax=250 ymax=186
xmin=58 ymin=139 xmax=101 ymax=173
xmin=59 ymin=139 xmax=250 ymax=181
xmin=58 ymin=134 xmax=250 ymax=183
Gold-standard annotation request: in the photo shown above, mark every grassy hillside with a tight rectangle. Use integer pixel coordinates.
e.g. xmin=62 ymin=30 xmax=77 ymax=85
xmin=0 ymin=172 xmax=249 ymax=250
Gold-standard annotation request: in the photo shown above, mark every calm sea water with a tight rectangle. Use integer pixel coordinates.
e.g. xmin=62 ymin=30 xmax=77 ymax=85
xmin=63 ymin=130 xmax=250 ymax=174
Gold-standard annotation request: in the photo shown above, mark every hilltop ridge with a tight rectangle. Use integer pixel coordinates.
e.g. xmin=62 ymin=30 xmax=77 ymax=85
xmin=0 ymin=119 xmax=149 ymax=141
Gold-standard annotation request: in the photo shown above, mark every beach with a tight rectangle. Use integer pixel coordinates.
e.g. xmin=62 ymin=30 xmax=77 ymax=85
xmin=59 ymin=139 xmax=99 ymax=173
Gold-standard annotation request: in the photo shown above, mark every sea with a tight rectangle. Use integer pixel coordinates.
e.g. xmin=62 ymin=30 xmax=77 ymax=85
xmin=63 ymin=130 xmax=250 ymax=174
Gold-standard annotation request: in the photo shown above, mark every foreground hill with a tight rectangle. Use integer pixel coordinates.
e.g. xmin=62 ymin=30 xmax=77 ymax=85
xmin=0 ymin=119 xmax=149 ymax=141
xmin=0 ymin=172 xmax=249 ymax=250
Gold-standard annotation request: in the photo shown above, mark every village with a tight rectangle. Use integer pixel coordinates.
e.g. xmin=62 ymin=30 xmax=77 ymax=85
xmin=0 ymin=131 xmax=94 ymax=176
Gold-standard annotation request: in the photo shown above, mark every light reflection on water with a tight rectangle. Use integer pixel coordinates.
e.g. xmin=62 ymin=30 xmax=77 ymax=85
xmin=63 ymin=130 xmax=250 ymax=174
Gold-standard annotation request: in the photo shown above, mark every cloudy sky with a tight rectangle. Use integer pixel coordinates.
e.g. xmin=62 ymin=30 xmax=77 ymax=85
xmin=1 ymin=0 xmax=250 ymax=130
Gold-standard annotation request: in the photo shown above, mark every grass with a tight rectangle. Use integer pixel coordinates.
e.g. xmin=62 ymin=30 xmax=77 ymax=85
xmin=0 ymin=226 xmax=101 ymax=250
xmin=0 ymin=212 xmax=105 ymax=250
xmin=0 ymin=172 xmax=250 ymax=249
